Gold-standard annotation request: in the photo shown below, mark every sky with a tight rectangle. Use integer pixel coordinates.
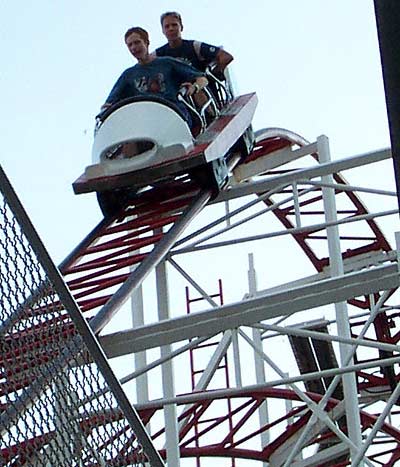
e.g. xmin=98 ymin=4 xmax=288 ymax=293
xmin=0 ymin=0 xmax=391 ymax=262
xmin=1 ymin=2 xmax=398 ymax=465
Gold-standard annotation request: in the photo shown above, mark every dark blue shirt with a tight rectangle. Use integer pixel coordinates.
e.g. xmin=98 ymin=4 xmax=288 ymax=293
xmin=104 ymin=56 xmax=204 ymax=125
xmin=156 ymin=40 xmax=220 ymax=72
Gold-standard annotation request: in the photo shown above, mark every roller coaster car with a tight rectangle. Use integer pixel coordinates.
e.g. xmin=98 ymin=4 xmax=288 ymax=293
xmin=72 ymin=69 xmax=257 ymax=215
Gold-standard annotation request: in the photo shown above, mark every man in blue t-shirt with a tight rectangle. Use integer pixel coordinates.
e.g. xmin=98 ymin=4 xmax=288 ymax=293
xmin=155 ymin=11 xmax=233 ymax=79
xmin=102 ymin=26 xmax=209 ymax=127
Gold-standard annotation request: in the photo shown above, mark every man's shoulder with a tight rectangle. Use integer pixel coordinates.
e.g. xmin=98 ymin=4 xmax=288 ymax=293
xmin=182 ymin=39 xmax=221 ymax=58
xmin=122 ymin=64 xmax=141 ymax=74
xmin=155 ymin=43 xmax=178 ymax=55
xmin=155 ymin=43 xmax=167 ymax=55
xmin=153 ymin=56 xmax=172 ymax=62
xmin=180 ymin=39 xmax=197 ymax=52
xmin=185 ymin=39 xmax=218 ymax=50
xmin=152 ymin=56 xmax=183 ymax=66
xmin=198 ymin=41 xmax=220 ymax=52
xmin=115 ymin=65 xmax=137 ymax=81
xmin=144 ymin=56 xmax=185 ymax=72
xmin=156 ymin=40 xmax=194 ymax=53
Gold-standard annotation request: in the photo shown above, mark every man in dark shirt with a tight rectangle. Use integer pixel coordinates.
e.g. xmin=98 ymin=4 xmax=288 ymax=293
xmin=155 ymin=11 xmax=233 ymax=79
xmin=102 ymin=26 xmax=209 ymax=127
xmin=96 ymin=26 xmax=209 ymax=217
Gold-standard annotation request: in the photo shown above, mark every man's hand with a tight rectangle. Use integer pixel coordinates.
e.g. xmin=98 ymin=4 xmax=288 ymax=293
xmin=100 ymin=103 xmax=112 ymax=112
xmin=181 ymin=82 xmax=199 ymax=97
xmin=181 ymin=77 xmax=209 ymax=97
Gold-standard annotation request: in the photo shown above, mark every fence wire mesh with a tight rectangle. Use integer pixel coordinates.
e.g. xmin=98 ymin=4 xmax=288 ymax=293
xmin=0 ymin=177 xmax=152 ymax=466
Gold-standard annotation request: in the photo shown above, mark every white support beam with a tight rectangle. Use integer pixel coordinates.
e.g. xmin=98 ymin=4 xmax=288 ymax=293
xmin=155 ymin=258 xmax=180 ymax=467
xmin=248 ymin=253 xmax=270 ymax=454
xmin=318 ymin=134 xmax=363 ymax=464
xmin=232 ymin=141 xmax=318 ymax=182
xmin=133 ymin=355 xmax=400 ymax=412
xmin=292 ymin=443 xmax=349 ymax=467
xmin=215 ymin=147 xmax=391 ymax=203
xmin=100 ymin=263 xmax=399 ymax=355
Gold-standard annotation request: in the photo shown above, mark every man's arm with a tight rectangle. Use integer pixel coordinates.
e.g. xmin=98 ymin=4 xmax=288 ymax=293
xmin=181 ymin=76 xmax=209 ymax=97
xmin=197 ymin=41 xmax=233 ymax=75
xmin=215 ymin=49 xmax=233 ymax=74
xmin=171 ymin=57 xmax=209 ymax=97
xmin=100 ymin=71 xmax=130 ymax=111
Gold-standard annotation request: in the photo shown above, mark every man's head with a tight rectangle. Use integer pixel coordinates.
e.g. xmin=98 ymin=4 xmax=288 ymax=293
xmin=160 ymin=11 xmax=183 ymax=44
xmin=125 ymin=27 xmax=150 ymax=62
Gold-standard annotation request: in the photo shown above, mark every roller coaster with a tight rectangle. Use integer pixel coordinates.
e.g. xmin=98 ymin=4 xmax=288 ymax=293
xmin=1 ymin=63 xmax=400 ymax=466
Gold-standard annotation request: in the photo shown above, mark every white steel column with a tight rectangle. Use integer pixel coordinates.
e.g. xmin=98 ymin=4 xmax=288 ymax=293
xmin=248 ymin=253 xmax=270 ymax=456
xmin=318 ymin=135 xmax=364 ymax=464
xmin=155 ymin=256 xmax=180 ymax=466
xmin=129 ymin=234 xmax=150 ymax=405
xmin=232 ymin=329 xmax=243 ymax=387
xmin=131 ymin=285 xmax=150 ymax=404
xmin=292 ymin=182 xmax=302 ymax=227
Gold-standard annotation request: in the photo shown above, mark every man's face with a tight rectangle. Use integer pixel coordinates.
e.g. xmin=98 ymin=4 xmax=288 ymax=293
xmin=125 ymin=32 xmax=148 ymax=60
xmin=162 ymin=15 xmax=182 ymax=42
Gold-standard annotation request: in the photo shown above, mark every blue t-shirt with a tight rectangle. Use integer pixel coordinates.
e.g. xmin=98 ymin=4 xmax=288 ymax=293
xmin=156 ymin=39 xmax=220 ymax=72
xmin=105 ymin=56 xmax=204 ymax=125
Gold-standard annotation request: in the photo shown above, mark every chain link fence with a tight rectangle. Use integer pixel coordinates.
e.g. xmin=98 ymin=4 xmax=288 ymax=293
xmin=0 ymin=166 xmax=162 ymax=467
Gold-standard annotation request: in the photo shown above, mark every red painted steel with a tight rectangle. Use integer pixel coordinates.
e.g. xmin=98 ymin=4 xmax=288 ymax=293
xmin=251 ymin=132 xmax=398 ymax=395
xmin=4 ymin=128 xmax=400 ymax=465
xmin=5 ymin=389 xmax=399 ymax=465
xmin=60 ymin=180 xmax=201 ymax=317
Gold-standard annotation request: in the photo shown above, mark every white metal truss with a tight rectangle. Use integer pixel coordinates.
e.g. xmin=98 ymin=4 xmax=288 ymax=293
xmin=98 ymin=135 xmax=400 ymax=466
xmin=2 ymin=132 xmax=400 ymax=466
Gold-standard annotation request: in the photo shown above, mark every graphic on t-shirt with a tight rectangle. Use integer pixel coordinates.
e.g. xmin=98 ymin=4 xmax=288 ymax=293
xmin=134 ymin=73 xmax=166 ymax=94
xmin=175 ymin=57 xmax=193 ymax=67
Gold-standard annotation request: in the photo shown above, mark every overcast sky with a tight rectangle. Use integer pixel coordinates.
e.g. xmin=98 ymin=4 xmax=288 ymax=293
xmin=1 ymin=0 xmax=391 ymax=262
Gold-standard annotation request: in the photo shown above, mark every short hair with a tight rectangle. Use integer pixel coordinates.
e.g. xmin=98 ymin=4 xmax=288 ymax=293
xmin=124 ymin=26 xmax=149 ymax=45
xmin=160 ymin=11 xmax=182 ymax=27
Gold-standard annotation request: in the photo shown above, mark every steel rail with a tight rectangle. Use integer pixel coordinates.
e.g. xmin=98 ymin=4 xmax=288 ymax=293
xmin=89 ymin=188 xmax=213 ymax=334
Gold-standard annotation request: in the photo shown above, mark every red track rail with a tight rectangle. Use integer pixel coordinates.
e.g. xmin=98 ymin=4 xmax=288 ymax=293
xmin=248 ymin=130 xmax=399 ymax=393
xmin=3 ymin=389 xmax=399 ymax=466
xmin=3 ymin=129 xmax=399 ymax=466
xmin=60 ymin=179 xmax=202 ymax=317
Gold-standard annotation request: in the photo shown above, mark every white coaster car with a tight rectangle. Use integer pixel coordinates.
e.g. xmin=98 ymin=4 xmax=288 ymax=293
xmin=73 ymin=74 xmax=258 ymax=217
xmin=86 ymin=96 xmax=195 ymax=180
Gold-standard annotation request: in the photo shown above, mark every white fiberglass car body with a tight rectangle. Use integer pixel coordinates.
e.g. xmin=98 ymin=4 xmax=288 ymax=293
xmin=85 ymin=97 xmax=194 ymax=180
xmin=73 ymin=71 xmax=257 ymax=203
